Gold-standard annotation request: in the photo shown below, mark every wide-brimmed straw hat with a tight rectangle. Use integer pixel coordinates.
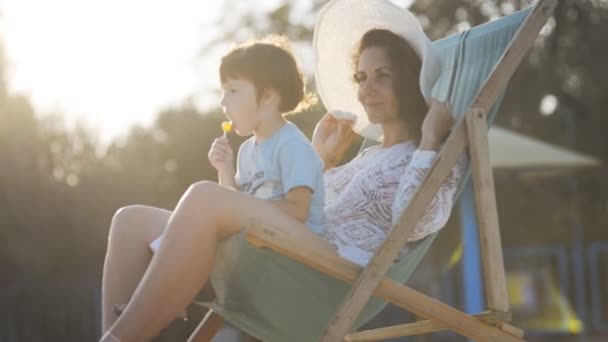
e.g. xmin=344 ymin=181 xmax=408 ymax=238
xmin=313 ymin=0 xmax=441 ymax=141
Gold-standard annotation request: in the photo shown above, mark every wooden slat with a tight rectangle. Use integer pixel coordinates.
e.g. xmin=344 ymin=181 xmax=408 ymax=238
xmin=497 ymin=322 xmax=525 ymax=339
xmin=466 ymin=108 xmax=509 ymax=312
xmin=345 ymin=311 xmax=510 ymax=341
xmin=320 ymin=1 xmax=558 ymax=340
xmin=246 ymin=223 xmax=523 ymax=342
xmin=187 ymin=310 xmax=225 ymax=342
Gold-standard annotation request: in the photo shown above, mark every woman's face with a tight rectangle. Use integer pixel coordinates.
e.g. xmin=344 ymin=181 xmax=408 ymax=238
xmin=355 ymin=46 xmax=401 ymax=124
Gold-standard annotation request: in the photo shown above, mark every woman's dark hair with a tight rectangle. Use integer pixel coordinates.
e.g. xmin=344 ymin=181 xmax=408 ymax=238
xmin=220 ymin=35 xmax=316 ymax=114
xmin=353 ymin=29 xmax=428 ymax=141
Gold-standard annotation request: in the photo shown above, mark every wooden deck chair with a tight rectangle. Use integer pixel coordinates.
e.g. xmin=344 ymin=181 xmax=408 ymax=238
xmin=188 ymin=1 xmax=557 ymax=341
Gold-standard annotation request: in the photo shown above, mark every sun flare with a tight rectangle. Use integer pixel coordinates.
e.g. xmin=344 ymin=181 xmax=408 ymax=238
xmin=1 ymin=0 xmax=223 ymax=143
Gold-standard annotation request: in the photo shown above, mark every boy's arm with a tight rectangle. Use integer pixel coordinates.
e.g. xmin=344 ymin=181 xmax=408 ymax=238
xmin=217 ymin=169 xmax=238 ymax=190
xmin=209 ymin=135 xmax=239 ymax=189
xmin=272 ymin=186 xmax=313 ymax=223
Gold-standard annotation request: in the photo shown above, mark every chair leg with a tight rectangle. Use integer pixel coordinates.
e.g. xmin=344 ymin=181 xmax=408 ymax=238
xmin=187 ymin=310 xmax=225 ymax=342
xmin=466 ymin=108 xmax=510 ymax=312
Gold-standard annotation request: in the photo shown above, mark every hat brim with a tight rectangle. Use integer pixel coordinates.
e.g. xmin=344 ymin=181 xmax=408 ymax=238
xmin=313 ymin=0 xmax=441 ymax=141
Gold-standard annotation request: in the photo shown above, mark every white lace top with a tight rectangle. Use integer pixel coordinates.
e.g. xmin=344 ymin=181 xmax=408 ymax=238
xmin=322 ymin=141 xmax=466 ymax=266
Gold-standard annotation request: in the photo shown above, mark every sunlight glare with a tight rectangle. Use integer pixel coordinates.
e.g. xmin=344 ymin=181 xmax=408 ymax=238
xmin=2 ymin=0 xmax=222 ymax=143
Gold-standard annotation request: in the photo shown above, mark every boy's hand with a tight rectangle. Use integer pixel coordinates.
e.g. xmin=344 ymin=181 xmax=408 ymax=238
xmin=208 ymin=136 xmax=235 ymax=176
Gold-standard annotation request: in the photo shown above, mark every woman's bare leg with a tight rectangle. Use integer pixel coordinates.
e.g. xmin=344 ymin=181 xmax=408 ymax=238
xmin=101 ymin=205 xmax=171 ymax=332
xmin=101 ymin=181 xmax=314 ymax=341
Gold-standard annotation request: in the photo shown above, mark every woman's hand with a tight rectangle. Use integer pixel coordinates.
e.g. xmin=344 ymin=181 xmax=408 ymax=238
xmin=312 ymin=113 xmax=357 ymax=169
xmin=208 ymin=136 xmax=235 ymax=177
xmin=419 ymin=99 xmax=454 ymax=151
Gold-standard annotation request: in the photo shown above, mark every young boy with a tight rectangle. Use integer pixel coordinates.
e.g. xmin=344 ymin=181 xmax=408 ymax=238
xmin=103 ymin=36 xmax=326 ymax=341
xmin=150 ymin=35 xmax=325 ymax=252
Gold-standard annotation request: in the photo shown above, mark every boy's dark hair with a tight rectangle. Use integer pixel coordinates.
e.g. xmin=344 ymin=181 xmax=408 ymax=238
xmin=220 ymin=35 xmax=316 ymax=114
xmin=353 ymin=29 xmax=428 ymax=141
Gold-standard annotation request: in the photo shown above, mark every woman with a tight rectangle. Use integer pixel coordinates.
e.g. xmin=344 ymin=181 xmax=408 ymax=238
xmin=100 ymin=0 xmax=464 ymax=340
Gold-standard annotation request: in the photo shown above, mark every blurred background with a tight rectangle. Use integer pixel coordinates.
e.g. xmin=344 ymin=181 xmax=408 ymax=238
xmin=0 ymin=0 xmax=606 ymax=341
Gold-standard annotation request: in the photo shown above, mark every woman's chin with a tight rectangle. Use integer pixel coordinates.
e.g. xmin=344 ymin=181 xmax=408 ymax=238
xmin=366 ymin=113 xmax=382 ymax=124
xmin=366 ymin=110 xmax=401 ymax=125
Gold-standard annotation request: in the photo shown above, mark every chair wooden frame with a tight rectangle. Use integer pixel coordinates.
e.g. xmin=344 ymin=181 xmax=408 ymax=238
xmin=189 ymin=1 xmax=557 ymax=341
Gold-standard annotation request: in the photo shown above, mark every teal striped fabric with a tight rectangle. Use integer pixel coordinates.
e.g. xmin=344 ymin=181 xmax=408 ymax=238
xmin=199 ymin=8 xmax=531 ymax=342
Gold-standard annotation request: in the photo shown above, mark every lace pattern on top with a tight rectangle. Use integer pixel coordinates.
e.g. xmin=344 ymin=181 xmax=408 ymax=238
xmin=322 ymin=141 xmax=466 ymax=266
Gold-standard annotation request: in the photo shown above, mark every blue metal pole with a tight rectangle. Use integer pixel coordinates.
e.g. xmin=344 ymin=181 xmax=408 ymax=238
xmin=459 ymin=179 xmax=485 ymax=315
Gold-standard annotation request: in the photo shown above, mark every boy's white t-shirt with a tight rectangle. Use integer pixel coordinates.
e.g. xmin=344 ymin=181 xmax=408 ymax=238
xmin=150 ymin=122 xmax=325 ymax=252
xmin=236 ymin=122 xmax=325 ymax=234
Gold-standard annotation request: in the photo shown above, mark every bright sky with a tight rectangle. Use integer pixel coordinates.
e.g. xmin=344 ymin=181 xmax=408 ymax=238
xmin=1 ymin=0 xmax=415 ymax=145
xmin=1 ymin=0 xmax=229 ymax=144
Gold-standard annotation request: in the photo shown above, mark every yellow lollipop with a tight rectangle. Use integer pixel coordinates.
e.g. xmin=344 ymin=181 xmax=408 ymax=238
xmin=221 ymin=121 xmax=233 ymax=134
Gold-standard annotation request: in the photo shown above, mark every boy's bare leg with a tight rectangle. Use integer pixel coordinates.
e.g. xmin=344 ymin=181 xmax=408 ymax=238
xmin=101 ymin=205 xmax=170 ymax=332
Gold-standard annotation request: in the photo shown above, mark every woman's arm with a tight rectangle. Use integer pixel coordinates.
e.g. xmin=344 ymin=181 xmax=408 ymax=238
xmin=391 ymin=151 xmax=467 ymax=241
xmin=419 ymin=99 xmax=454 ymax=152
xmin=392 ymin=99 xmax=467 ymax=240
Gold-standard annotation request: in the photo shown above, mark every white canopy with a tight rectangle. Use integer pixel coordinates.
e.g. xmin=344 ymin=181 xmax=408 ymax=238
xmin=489 ymin=126 xmax=600 ymax=169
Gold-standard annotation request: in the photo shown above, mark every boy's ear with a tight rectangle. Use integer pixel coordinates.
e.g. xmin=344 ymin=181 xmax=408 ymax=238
xmin=261 ymin=87 xmax=280 ymax=108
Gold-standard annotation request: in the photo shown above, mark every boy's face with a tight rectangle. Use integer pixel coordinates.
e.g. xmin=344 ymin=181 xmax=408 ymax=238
xmin=220 ymin=78 xmax=261 ymax=136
